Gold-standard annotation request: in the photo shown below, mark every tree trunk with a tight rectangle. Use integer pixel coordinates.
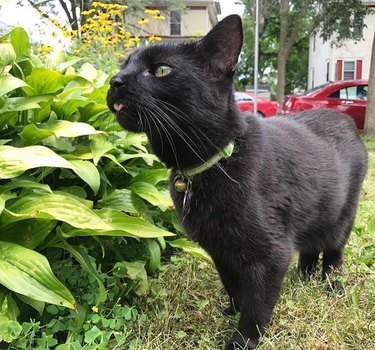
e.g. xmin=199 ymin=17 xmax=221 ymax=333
xmin=364 ymin=31 xmax=375 ymax=135
xmin=276 ymin=0 xmax=289 ymax=110
xmin=277 ymin=48 xmax=287 ymax=110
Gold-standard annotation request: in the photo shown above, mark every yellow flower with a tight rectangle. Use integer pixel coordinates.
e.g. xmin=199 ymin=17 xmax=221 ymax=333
xmin=91 ymin=305 xmax=99 ymax=313
xmin=117 ymin=5 xmax=128 ymax=11
xmin=138 ymin=18 xmax=149 ymax=25
xmin=81 ymin=9 xmax=94 ymax=15
xmin=39 ymin=45 xmax=53 ymax=56
xmin=110 ymin=10 xmax=122 ymax=16
xmin=149 ymin=35 xmax=162 ymax=42
xmin=145 ymin=9 xmax=160 ymax=16
xmin=153 ymin=14 xmax=165 ymax=20
xmin=62 ymin=29 xmax=73 ymax=38
xmin=124 ymin=41 xmax=135 ymax=48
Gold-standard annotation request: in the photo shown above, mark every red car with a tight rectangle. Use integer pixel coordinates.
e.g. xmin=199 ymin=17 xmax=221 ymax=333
xmin=282 ymin=80 xmax=368 ymax=130
xmin=235 ymin=92 xmax=278 ymax=118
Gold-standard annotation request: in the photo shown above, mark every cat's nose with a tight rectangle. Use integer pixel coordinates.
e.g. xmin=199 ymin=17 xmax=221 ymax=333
xmin=110 ymin=74 xmax=126 ymax=88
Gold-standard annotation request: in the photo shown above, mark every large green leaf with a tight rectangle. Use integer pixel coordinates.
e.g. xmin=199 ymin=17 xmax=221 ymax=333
xmin=168 ymin=238 xmax=212 ymax=262
xmin=68 ymin=159 xmax=100 ymax=195
xmin=77 ymin=102 xmax=109 ymax=123
xmin=19 ymin=124 xmax=55 ymax=145
xmin=24 ymin=68 xmax=64 ymax=95
xmin=61 ymin=208 xmax=174 ymax=238
xmin=117 ymin=152 xmax=158 ymax=166
xmin=0 ymin=145 xmax=72 ymax=179
xmin=0 ymin=96 xmax=51 ymax=114
xmin=129 ymin=182 xmax=173 ymax=209
xmin=16 ymin=293 xmax=45 ymax=316
xmin=77 ymin=63 xmax=108 ymax=88
xmin=0 ymin=242 xmax=76 ymax=308
xmin=97 ymin=189 xmax=138 ymax=213
xmin=54 ymin=99 xmax=94 ymax=119
xmin=9 ymin=27 xmax=31 ymax=58
xmin=0 ymin=144 xmax=79 ymax=179
xmin=44 ymin=50 xmax=82 ymax=72
xmin=0 ymin=43 xmax=16 ymax=68
xmin=90 ymin=134 xmax=116 ymax=165
xmin=0 ymin=145 xmax=99 ymax=191
xmin=3 ymin=194 xmax=112 ymax=230
xmin=131 ymin=169 xmax=169 ymax=186
xmin=0 ymin=180 xmax=52 ymax=194
xmin=49 ymin=120 xmax=104 ymax=138
xmin=77 ymin=63 xmax=98 ymax=83
xmin=103 ymin=153 xmax=128 ymax=173
xmin=0 ymin=75 xmax=28 ymax=97
xmin=0 ymin=219 xmax=56 ymax=249
xmin=114 ymin=132 xmax=148 ymax=152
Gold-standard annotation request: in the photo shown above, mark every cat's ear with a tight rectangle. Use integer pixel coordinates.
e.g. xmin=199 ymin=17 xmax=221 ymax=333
xmin=198 ymin=15 xmax=243 ymax=79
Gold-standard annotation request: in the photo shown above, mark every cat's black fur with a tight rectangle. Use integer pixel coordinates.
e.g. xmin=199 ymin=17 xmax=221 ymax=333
xmin=107 ymin=15 xmax=368 ymax=350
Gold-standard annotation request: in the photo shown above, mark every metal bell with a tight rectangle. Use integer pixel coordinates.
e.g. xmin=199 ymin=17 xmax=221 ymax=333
xmin=174 ymin=178 xmax=187 ymax=192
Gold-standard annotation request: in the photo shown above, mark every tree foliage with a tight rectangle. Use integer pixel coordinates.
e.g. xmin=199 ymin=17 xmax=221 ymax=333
xmin=236 ymin=8 xmax=309 ymax=97
xmin=240 ymin=0 xmax=371 ymax=105
xmin=21 ymin=0 xmax=185 ymax=31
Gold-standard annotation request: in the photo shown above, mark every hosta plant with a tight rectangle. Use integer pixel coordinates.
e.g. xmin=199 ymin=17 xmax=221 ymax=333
xmin=0 ymin=26 xmax=186 ymax=345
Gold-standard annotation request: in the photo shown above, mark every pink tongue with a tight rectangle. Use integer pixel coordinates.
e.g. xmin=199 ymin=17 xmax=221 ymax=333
xmin=114 ymin=102 xmax=125 ymax=111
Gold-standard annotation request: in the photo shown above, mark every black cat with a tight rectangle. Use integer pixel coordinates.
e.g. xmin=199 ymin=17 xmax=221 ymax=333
xmin=107 ymin=15 xmax=368 ymax=350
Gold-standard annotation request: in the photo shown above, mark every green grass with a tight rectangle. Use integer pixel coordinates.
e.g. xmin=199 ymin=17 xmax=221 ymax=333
xmin=124 ymin=136 xmax=375 ymax=350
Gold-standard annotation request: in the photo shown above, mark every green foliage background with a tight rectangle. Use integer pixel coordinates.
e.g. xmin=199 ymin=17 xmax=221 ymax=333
xmin=0 ymin=26 xmax=206 ymax=348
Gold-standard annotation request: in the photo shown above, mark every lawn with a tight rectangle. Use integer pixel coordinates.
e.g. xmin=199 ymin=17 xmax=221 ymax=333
xmin=122 ymin=136 xmax=375 ymax=350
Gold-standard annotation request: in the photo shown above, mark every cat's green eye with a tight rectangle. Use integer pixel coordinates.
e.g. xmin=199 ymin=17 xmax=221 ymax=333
xmin=155 ymin=65 xmax=173 ymax=78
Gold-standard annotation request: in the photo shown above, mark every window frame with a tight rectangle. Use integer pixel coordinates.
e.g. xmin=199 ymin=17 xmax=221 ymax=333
xmin=169 ymin=10 xmax=182 ymax=36
xmin=343 ymin=60 xmax=356 ymax=81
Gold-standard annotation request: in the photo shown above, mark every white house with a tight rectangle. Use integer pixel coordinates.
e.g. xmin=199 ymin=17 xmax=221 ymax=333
xmin=128 ymin=0 xmax=221 ymax=41
xmin=308 ymin=0 xmax=375 ymax=88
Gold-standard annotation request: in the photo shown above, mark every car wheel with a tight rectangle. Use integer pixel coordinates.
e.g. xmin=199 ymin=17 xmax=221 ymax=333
xmin=256 ymin=111 xmax=265 ymax=118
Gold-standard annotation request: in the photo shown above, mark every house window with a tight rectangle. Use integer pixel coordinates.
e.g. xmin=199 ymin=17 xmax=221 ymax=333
xmin=326 ymin=61 xmax=330 ymax=81
xmin=170 ymin=11 xmax=181 ymax=35
xmin=343 ymin=61 xmax=355 ymax=80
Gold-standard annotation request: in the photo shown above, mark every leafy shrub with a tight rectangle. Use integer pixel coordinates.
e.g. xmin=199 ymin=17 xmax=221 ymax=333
xmin=32 ymin=1 xmax=165 ymax=72
xmin=0 ymin=26 xmax=181 ymax=345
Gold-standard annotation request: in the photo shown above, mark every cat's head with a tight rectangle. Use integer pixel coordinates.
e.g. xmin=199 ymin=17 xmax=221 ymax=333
xmin=107 ymin=15 xmax=244 ymax=169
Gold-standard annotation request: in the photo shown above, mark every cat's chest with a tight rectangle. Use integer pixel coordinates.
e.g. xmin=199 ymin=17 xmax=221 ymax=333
xmin=169 ymin=175 xmax=242 ymax=242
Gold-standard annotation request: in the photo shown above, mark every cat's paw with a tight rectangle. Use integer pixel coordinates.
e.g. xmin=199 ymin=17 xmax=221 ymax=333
xmin=224 ymin=338 xmax=257 ymax=350
xmin=224 ymin=342 xmax=255 ymax=350
xmin=326 ymin=279 xmax=345 ymax=294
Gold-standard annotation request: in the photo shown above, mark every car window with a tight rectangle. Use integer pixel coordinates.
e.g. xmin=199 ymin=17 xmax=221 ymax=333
xmin=302 ymin=82 xmax=331 ymax=96
xmin=328 ymin=85 xmax=368 ymax=100
xmin=234 ymin=92 xmax=253 ymax=101
xmin=357 ymin=85 xmax=368 ymax=100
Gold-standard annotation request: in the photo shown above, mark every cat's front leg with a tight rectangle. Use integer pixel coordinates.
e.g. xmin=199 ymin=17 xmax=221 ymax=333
xmin=225 ymin=258 xmax=291 ymax=350
xmin=213 ymin=258 xmax=241 ymax=315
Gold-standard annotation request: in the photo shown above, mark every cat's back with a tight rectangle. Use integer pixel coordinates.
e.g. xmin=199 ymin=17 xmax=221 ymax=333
xmin=240 ymin=108 xmax=368 ymax=251
xmin=262 ymin=108 xmax=367 ymax=167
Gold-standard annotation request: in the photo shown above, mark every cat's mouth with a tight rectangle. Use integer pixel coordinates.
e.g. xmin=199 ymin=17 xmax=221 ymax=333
xmin=112 ymin=101 xmax=129 ymax=113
